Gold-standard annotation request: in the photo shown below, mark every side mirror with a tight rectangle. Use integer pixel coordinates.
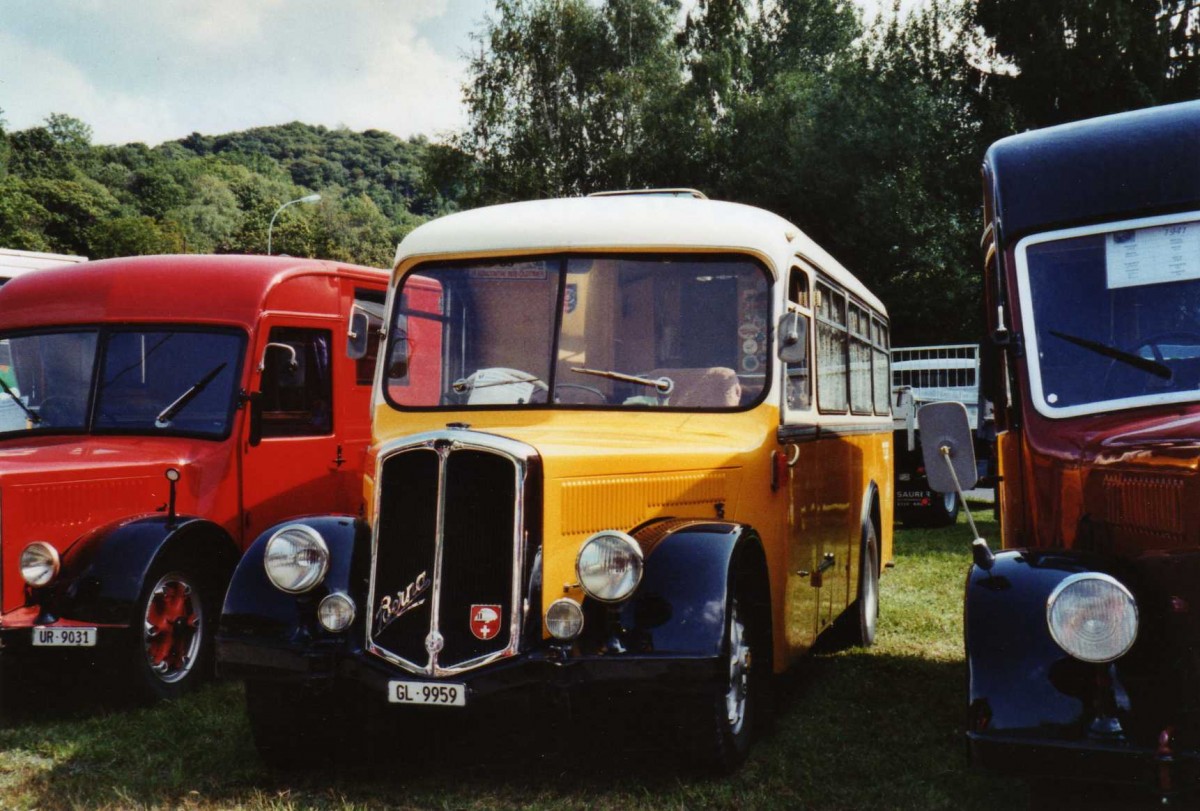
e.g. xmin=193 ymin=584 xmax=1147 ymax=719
xmin=777 ymin=312 xmax=807 ymax=364
xmin=918 ymin=401 xmax=978 ymax=494
xmin=347 ymin=308 xmax=371 ymax=360
xmin=247 ymin=391 xmax=263 ymax=447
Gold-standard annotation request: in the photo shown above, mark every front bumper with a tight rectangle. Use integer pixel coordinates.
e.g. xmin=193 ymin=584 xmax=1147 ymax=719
xmin=0 ymin=607 xmax=129 ymax=658
xmin=217 ymin=635 xmax=721 ymax=709
xmin=970 ymin=731 xmax=1200 ymax=795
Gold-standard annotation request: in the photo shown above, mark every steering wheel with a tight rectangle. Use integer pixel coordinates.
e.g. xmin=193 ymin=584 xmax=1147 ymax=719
xmin=553 ymin=383 xmax=607 ymax=404
xmin=37 ymin=397 xmax=80 ymax=427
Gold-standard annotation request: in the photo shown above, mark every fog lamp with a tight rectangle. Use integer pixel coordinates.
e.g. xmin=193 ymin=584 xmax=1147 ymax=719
xmin=546 ymin=598 xmax=585 ymax=640
xmin=576 ymin=531 xmax=643 ymax=603
xmin=19 ymin=542 xmax=60 ymax=587
xmin=1047 ymin=572 xmax=1138 ymax=663
xmin=318 ymin=593 xmax=356 ymax=632
xmin=263 ymin=524 xmax=329 ymax=594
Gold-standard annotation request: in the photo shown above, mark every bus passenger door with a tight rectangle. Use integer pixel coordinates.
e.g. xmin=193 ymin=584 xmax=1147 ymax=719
xmin=780 ymin=267 xmax=822 ymax=653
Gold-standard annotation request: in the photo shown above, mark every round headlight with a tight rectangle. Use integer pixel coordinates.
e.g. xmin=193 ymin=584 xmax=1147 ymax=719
xmin=546 ymin=598 xmax=585 ymax=640
xmin=263 ymin=524 xmax=330 ymax=594
xmin=576 ymin=531 xmax=643 ymax=603
xmin=20 ymin=542 xmax=60 ymax=587
xmin=1047 ymin=572 xmax=1138 ymax=663
xmin=318 ymin=593 xmax=356 ymax=632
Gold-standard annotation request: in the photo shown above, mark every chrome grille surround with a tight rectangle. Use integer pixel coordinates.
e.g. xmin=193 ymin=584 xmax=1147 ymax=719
xmin=365 ymin=429 xmax=535 ymax=677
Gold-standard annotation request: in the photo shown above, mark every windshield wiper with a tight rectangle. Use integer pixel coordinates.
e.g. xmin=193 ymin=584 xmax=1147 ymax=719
xmin=0 ymin=377 xmax=41 ymax=425
xmin=571 ymin=366 xmax=675 ymax=394
xmin=155 ymin=362 xmax=228 ymax=428
xmin=1049 ymin=330 xmax=1172 ymax=380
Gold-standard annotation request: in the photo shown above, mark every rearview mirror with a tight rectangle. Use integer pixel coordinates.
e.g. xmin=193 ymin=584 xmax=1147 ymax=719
xmin=777 ymin=312 xmax=807 ymax=364
xmin=347 ymin=308 xmax=371 ymax=360
xmin=918 ymin=402 xmax=978 ymax=494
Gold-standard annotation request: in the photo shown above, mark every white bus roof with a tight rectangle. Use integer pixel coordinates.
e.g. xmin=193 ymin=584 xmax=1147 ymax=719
xmin=395 ymin=196 xmax=886 ymax=316
xmin=0 ymin=248 xmax=87 ymax=279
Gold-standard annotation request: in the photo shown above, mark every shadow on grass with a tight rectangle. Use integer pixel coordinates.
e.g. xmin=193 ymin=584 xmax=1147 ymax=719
xmin=6 ymin=650 xmax=1168 ymax=811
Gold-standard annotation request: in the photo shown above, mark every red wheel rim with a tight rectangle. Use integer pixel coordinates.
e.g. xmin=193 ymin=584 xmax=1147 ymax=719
xmin=143 ymin=573 xmax=202 ymax=684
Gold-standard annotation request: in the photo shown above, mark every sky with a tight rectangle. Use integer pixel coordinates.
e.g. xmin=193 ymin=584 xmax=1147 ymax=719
xmin=0 ymin=0 xmax=910 ymax=147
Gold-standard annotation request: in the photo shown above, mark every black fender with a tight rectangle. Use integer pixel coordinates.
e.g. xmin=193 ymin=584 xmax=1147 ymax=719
xmin=597 ymin=520 xmax=769 ymax=660
xmin=965 ymin=548 xmax=1128 ymax=737
xmin=43 ymin=515 xmax=241 ymax=626
xmin=218 ymin=515 xmax=371 ymax=647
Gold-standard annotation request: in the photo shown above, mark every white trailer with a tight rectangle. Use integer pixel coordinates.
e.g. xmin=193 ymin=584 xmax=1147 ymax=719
xmin=0 ymin=248 xmax=87 ymax=285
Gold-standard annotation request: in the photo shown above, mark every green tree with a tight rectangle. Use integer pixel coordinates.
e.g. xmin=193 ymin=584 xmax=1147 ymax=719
xmin=975 ymin=0 xmax=1200 ymax=129
xmin=87 ymin=215 xmax=185 ymax=258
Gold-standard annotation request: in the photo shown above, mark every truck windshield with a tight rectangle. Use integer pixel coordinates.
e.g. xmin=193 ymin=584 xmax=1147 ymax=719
xmin=386 ymin=255 xmax=771 ymax=410
xmin=1018 ymin=214 xmax=1200 ymax=417
xmin=0 ymin=327 xmax=245 ymax=438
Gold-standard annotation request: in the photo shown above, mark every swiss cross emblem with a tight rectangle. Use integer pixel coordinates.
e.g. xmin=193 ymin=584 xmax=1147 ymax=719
xmin=470 ymin=604 xmax=502 ymax=640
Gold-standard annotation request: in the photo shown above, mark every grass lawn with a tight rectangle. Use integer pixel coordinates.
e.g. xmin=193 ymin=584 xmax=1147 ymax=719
xmin=0 ymin=504 xmax=1161 ymax=809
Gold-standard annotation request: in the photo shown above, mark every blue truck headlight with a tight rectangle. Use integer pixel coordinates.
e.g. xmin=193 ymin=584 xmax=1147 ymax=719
xmin=576 ymin=531 xmax=643 ymax=603
xmin=318 ymin=593 xmax=356 ymax=632
xmin=1047 ymin=572 xmax=1138 ymax=663
xmin=263 ymin=524 xmax=329 ymax=594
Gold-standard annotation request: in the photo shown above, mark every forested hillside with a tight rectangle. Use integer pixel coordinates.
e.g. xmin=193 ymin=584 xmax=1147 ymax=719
xmin=1 ymin=0 xmax=1196 ymax=342
xmin=0 ymin=117 xmax=445 ymax=268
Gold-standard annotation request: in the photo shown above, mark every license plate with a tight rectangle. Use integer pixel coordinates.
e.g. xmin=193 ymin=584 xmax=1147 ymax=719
xmin=388 ymin=680 xmax=466 ymax=706
xmin=32 ymin=627 xmax=97 ymax=647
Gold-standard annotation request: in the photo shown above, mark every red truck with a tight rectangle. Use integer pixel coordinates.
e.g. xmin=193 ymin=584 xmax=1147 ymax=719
xmin=0 ymin=254 xmax=387 ymax=705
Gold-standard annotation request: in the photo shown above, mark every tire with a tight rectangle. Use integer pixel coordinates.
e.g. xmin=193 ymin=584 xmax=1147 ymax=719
xmin=846 ymin=522 xmax=880 ymax=648
xmin=245 ymin=680 xmax=351 ymax=770
xmin=929 ymin=490 xmax=960 ymax=527
xmin=687 ymin=576 xmax=766 ymax=773
xmin=129 ymin=560 xmax=215 ymax=703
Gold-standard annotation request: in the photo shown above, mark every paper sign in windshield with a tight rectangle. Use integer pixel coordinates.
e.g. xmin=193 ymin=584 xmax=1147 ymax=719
xmin=1106 ymin=221 xmax=1200 ymax=289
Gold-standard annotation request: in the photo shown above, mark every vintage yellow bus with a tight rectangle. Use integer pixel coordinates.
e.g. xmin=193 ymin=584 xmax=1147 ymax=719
xmin=218 ymin=190 xmax=894 ymax=770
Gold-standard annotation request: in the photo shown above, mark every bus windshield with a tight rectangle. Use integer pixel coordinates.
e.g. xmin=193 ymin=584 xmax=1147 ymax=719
xmin=0 ymin=327 xmax=245 ymax=437
xmin=1018 ymin=214 xmax=1200 ymax=417
xmin=386 ymin=255 xmax=771 ymax=410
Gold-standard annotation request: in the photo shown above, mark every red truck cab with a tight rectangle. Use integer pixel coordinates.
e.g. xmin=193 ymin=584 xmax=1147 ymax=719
xmin=0 ymin=254 xmax=387 ymax=703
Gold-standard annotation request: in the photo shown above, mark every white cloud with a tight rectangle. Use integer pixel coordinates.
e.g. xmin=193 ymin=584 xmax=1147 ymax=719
xmin=0 ymin=0 xmax=468 ymax=145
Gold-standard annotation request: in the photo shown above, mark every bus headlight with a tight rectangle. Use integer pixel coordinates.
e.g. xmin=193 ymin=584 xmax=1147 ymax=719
xmin=1047 ymin=573 xmax=1138 ymax=663
xmin=318 ymin=593 xmax=356 ymax=632
xmin=20 ymin=542 xmax=60 ymax=587
xmin=546 ymin=598 xmax=585 ymax=640
xmin=263 ymin=524 xmax=330 ymax=594
xmin=576 ymin=531 xmax=643 ymax=603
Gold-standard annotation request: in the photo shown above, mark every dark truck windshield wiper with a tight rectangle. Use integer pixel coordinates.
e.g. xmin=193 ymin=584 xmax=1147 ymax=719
xmin=155 ymin=362 xmax=228 ymax=428
xmin=571 ymin=366 xmax=675 ymax=394
xmin=1049 ymin=330 xmax=1172 ymax=380
xmin=0 ymin=377 xmax=41 ymax=425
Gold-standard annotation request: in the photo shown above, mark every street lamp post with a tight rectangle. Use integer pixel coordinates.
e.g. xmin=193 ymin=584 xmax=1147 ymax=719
xmin=267 ymin=193 xmax=321 ymax=255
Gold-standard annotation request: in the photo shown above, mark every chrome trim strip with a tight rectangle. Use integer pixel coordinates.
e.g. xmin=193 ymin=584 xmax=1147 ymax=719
xmin=365 ymin=429 xmax=535 ymax=678
xmin=427 ymin=442 xmax=451 ymax=674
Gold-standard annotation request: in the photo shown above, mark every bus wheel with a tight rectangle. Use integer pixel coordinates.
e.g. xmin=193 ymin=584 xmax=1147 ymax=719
xmin=688 ymin=579 xmax=762 ymax=773
xmin=246 ymin=680 xmax=351 ymax=770
xmin=131 ymin=561 xmax=214 ymax=702
xmin=930 ymin=490 xmax=960 ymax=527
xmin=847 ymin=522 xmax=880 ymax=648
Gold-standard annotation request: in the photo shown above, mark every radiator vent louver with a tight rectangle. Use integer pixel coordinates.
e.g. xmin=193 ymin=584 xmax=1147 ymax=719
xmin=1102 ymin=471 xmax=1185 ymax=545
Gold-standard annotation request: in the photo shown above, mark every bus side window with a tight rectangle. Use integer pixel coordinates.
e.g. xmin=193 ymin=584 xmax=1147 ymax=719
xmin=786 ymin=268 xmax=812 ymax=410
